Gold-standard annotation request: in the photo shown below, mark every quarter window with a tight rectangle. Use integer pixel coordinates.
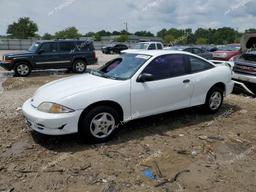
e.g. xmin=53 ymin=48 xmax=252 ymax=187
xmin=76 ymin=41 xmax=92 ymax=51
xmin=142 ymin=54 xmax=187 ymax=81
xmin=189 ymin=56 xmax=213 ymax=73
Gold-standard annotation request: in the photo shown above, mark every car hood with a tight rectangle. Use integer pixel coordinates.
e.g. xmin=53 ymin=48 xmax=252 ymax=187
xmin=3 ymin=51 xmax=34 ymax=58
xmin=31 ymin=73 xmax=123 ymax=107
xmin=214 ymin=50 xmax=239 ymax=54
xmin=241 ymin=33 xmax=256 ymax=53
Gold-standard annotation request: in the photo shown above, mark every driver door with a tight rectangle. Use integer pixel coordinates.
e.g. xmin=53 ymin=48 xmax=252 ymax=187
xmin=33 ymin=42 xmax=59 ymax=69
xmin=131 ymin=54 xmax=194 ymax=117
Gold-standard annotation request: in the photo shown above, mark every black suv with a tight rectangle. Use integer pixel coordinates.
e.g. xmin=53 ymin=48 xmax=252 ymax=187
xmin=0 ymin=40 xmax=97 ymax=76
xmin=101 ymin=44 xmax=128 ymax=54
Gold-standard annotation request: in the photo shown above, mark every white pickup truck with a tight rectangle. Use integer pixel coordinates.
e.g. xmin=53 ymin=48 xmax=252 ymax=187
xmin=122 ymin=42 xmax=164 ymax=54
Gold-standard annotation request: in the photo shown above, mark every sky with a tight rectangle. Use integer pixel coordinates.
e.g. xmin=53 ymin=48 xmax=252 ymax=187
xmin=0 ymin=0 xmax=255 ymax=35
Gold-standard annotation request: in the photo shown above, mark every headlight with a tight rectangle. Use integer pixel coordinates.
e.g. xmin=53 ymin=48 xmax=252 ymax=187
xmin=3 ymin=57 xmax=13 ymax=63
xmin=37 ymin=102 xmax=75 ymax=113
xmin=222 ymin=53 xmax=228 ymax=58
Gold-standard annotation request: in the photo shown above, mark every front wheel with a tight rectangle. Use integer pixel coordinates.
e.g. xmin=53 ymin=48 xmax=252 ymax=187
xmin=203 ymin=87 xmax=224 ymax=114
xmin=79 ymin=106 xmax=120 ymax=143
xmin=14 ymin=62 xmax=31 ymax=77
xmin=72 ymin=60 xmax=87 ymax=73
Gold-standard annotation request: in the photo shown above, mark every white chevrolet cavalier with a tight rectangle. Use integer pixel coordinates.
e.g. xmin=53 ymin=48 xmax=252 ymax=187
xmin=22 ymin=50 xmax=234 ymax=142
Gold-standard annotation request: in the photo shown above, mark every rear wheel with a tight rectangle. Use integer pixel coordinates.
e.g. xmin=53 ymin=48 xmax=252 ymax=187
xmin=72 ymin=60 xmax=87 ymax=73
xmin=79 ymin=106 xmax=120 ymax=143
xmin=14 ymin=62 xmax=31 ymax=76
xmin=203 ymin=87 xmax=224 ymax=114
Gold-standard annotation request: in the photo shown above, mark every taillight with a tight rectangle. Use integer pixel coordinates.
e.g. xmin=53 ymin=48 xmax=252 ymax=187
xmin=93 ymin=50 xmax=96 ymax=60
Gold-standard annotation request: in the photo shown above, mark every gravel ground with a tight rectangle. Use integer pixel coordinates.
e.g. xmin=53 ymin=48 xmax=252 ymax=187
xmin=0 ymin=50 xmax=256 ymax=192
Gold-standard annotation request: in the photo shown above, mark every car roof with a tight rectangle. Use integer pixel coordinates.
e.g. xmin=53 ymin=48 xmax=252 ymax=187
xmin=123 ymin=49 xmax=195 ymax=57
xmin=35 ymin=40 xmax=92 ymax=43
xmin=139 ymin=41 xmax=162 ymax=44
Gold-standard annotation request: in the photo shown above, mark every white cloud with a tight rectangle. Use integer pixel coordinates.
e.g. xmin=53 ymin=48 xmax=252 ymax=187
xmin=0 ymin=0 xmax=256 ymax=35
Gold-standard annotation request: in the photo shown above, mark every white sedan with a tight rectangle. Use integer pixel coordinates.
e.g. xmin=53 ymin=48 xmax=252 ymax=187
xmin=22 ymin=50 xmax=234 ymax=142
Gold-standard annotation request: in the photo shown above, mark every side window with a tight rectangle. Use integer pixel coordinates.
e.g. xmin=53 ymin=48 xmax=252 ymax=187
xmin=148 ymin=43 xmax=156 ymax=50
xmin=157 ymin=43 xmax=163 ymax=49
xmin=40 ymin=43 xmax=57 ymax=53
xmin=59 ymin=42 xmax=76 ymax=52
xmin=142 ymin=54 xmax=187 ymax=81
xmin=189 ymin=56 xmax=213 ymax=73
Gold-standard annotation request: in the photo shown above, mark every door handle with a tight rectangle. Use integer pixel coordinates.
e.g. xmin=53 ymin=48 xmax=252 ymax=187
xmin=183 ymin=79 xmax=190 ymax=83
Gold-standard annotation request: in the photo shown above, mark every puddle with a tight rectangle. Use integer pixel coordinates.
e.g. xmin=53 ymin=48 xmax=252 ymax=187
xmin=2 ymin=140 xmax=32 ymax=158
xmin=0 ymin=69 xmax=67 ymax=79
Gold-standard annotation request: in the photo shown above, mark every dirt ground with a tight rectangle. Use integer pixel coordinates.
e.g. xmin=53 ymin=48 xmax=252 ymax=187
xmin=0 ymin=50 xmax=256 ymax=192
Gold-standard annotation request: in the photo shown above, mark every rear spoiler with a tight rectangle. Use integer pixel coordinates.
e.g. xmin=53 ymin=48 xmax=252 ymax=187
xmin=209 ymin=60 xmax=234 ymax=69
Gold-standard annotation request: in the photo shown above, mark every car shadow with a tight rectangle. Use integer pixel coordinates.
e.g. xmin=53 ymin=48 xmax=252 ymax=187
xmin=30 ymin=102 xmax=241 ymax=153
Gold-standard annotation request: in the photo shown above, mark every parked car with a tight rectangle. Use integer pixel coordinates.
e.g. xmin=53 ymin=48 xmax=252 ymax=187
xmin=22 ymin=50 xmax=234 ymax=142
xmin=183 ymin=47 xmax=213 ymax=60
xmin=101 ymin=44 xmax=128 ymax=54
xmin=0 ymin=40 xmax=97 ymax=76
xmin=133 ymin=42 xmax=164 ymax=50
xmin=212 ymin=44 xmax=241 ymax=61
xmin=232 ymin=33 xmax=256 ymax=96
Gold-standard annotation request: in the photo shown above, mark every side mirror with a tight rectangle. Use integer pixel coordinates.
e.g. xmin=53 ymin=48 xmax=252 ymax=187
xmin=38 ymin=49 xmax=45 ymax=54
xmin=137 ymin=73 xmax=154 ymax=83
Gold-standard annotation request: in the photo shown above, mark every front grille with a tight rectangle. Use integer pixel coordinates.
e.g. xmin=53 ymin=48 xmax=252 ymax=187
xmin=233 ymin=64 xmax=256 ymax=75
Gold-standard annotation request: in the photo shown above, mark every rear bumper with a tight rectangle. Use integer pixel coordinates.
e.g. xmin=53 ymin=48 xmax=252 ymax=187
xmin=0 ymin=61 xmax=14 ymax=70
xmin=87 ymin=58 xmax=98 ymax=65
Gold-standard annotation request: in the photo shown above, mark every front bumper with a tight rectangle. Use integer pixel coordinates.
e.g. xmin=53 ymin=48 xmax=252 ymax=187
xmin=232 ymin=72 xmax=256 ymax=96
xmin=22 ymin=98 xmax=83 ymax=135
xmin=0 ymin=61 xmax=14 ymax=70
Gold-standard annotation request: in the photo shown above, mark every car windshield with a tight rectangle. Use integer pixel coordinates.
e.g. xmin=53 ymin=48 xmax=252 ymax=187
xmin=90 ymin=53 xmax=151 ymax=80
xmin=134 ymin=43 xmax=149 ymax=49
xmin=28 ymin=42 xmax=40 ymax=52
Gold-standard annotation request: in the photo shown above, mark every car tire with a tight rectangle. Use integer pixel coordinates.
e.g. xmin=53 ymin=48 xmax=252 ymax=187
xmin=203 ymin=87 xmax=224 ymax=114
xmin=14 ymin=62 xmax=31 ymax=77
xmin=79 ymin=106 xmax=120 ymax=143
xmin=72 ymin=60 xmax=87 ymax=73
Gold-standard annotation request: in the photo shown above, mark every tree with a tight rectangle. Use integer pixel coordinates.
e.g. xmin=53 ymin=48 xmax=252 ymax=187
xmin=157 ymin=29 xmax=168 ymax=38
xmin=163 ymin=34 xmax=175 ymax=44
xmin=55 ymin=27 xmax=81 ymax=39
xmin=196 ymin=37 xmax=207 ymax=45
xmin=85 ymin=32 xmax=95 ymax=37
xmin=112 ymin=31 xmax=121 ymax=35
xmin=7 ymin=17 xmax=38 ymax=39
xmin=42 ymin=33 xmax=53 ymax=40
xmin=97 ymin=30 xmax=112 ymax=36
xmin=245 ymin=28 xmax=256 ymax=33
xmin=134 ymin=31 xmax=154 ymax=37
xmin=114 ymin=34 xmax=128 ymax=42
xmin=94 ymin=33 xmax=101 ymax=41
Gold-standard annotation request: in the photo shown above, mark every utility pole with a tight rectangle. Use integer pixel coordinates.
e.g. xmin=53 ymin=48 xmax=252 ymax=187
xmin=124 ymin=22 xmax=128 ymax=33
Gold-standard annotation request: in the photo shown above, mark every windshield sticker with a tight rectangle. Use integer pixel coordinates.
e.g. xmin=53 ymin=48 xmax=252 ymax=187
xmin=136 ymin=55 xmax=151 ymax=60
